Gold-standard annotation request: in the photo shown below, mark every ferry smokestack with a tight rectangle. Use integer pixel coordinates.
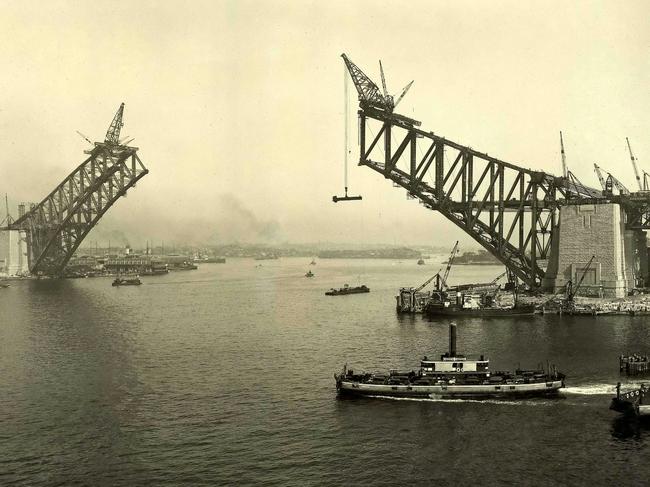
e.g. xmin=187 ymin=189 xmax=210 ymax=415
xmin=449 ymin=324 xmax=457 ymax=356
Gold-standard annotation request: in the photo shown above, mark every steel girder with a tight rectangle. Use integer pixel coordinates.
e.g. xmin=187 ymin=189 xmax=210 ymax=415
xmin=357 ymin=108 xmax=606 ymax=289
xmin=10 ymin=143 xmax=148 ymax=276
xmin=341 ymin=54 xmax=650 ymax=289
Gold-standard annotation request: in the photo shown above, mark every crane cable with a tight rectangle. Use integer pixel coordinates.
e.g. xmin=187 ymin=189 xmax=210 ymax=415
xmin=344 ymin=63 xmax=349 ymax=192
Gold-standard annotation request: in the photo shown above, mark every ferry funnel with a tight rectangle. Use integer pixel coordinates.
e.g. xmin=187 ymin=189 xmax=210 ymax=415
xmin=449 ymin=324 xmax=457 ymax=356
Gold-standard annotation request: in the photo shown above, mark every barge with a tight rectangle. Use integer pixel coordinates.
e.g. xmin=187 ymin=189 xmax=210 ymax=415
xmin=423 ymin=289 xmax=535 ymax=317
xmin=325 ymin=284 xmax=369 ymax=296
xmin=335 ymin=324 xmax=565 ymax=399
xmin=112 ymin=277 xmax=142 ymax=286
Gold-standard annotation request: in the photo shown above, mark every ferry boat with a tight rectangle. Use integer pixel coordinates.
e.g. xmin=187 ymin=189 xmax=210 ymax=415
xmin=335 ymin=324 xmax=565 ymax=399
xmin=112 ymin=277 xmax=142 ymax=286
xmin=325 ymin=284 xmax=369 ymax=296
xmin=610 ymin=382 xmax=650 ymax=417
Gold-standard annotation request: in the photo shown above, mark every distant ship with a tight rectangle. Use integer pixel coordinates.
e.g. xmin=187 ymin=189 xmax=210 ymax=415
xmin=325 ymin=284 xmax=369 ymax=296
xmin=335 ymin=324 xmax=565 ymax=399
xmin=112 ymin=277 xmax=142 ymax=286
xmin=255 ymin=254 xmax=278 ymax=261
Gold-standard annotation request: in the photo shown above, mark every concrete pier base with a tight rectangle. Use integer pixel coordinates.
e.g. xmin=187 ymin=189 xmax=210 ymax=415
xmin=0 ymin=229 xmax=29 ymax=277
xmin=542 ymin=203 xmax=648 ymax=298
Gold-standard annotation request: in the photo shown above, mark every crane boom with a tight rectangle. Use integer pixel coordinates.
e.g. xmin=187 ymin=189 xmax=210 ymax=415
xmin=414 ymin=270 xmax=442 ymax=293
xmin=105 ymin=103 xmax=125 ymax=145
xmin=441 ymin=241 xmax=459 ymax=289
xmin=627 ymin=137 xmax=642 ymax=191
xmin=594 ymin=164 xmax=607 ymax=190
xmin=341 ymin=54 xmax=389 ymax=111
xmin=567 ymin=255 xmax=596 ymax=301
xmin=560 ymin=131 xmax=568 ymax=178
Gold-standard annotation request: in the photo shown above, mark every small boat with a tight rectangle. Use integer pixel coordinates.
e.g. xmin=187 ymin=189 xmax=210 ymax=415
xmin=335 ymin=324 xmax=565 ymax=399
xmin=325 ymin=284 xmax=369 ymax=296
xmin=610 ymin=382 xmax=650 ymax=416
xmin=417 ymin=259 xmax=425 ymax=265
xmin=112 ymin=277 xmax=142 ymax=286
xmin=305 ymin=270 xmax=314 ymax=278
xmin=0 ymin=283 xmax=10 ymax=288
xmin=310 ymin=259 xmax=317 ymax=265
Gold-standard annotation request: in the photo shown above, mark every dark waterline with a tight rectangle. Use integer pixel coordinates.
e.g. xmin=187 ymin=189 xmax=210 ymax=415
xmin=1 ymin=259 xmax=648 ymax=486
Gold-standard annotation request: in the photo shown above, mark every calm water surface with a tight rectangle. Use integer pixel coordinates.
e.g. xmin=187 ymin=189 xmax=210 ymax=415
xmin=1 ymin=258 xmax=649 ymax=486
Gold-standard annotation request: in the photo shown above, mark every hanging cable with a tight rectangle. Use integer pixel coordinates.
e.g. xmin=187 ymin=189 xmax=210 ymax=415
xmin=344 ymin=64 xmax=348 ymax=192
xmin=333 ymin=63 xmax=362 ymax=203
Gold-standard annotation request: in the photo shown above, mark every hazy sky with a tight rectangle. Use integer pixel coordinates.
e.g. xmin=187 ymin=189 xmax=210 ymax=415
xmin=1 ymin=0 xmax=649 ymax=248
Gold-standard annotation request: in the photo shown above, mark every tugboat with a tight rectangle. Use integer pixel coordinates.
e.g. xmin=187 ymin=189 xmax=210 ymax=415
xmin=325 ymin=284 xmax=369 ymax=296
xmin=112 ymin=276 xmax=142 ymax=286
xmin=610 ymin=382 xmax=650 ymax=417
xmin=305 ymin=270 xmax=314 ymax=278
xmin=335 ymin=324 xmax=565 ymax=399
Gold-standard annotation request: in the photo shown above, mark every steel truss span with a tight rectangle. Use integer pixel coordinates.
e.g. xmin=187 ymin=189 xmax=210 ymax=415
xmin=9 ymin=104 xmax=148 ymax=277
xmin=342 ymin=53 xmax=650 ymax=289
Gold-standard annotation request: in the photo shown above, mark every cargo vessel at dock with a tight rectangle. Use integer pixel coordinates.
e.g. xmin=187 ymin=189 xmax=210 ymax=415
xmin=335 ymin=325 xmax=565 ymax=399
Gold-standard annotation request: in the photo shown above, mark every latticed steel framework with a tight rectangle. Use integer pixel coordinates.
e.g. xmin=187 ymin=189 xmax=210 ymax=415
xmin=9 ymin=104 xmax=148 ymax=276
xmin=342 ymin=54 xmax=650 ymax=289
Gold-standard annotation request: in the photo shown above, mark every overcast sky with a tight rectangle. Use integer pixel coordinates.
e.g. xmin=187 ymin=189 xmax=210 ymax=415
xmin=1 ymin=0 xmax=649 ymax=248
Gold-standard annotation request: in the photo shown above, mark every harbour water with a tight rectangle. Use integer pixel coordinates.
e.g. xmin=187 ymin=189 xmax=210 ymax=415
xmin=1 ymin=258 xmax=650 ymax=485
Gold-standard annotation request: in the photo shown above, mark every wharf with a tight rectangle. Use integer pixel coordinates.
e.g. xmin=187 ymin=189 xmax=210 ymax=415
xmin=530 ymin=295 xmax=650 ymax=316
